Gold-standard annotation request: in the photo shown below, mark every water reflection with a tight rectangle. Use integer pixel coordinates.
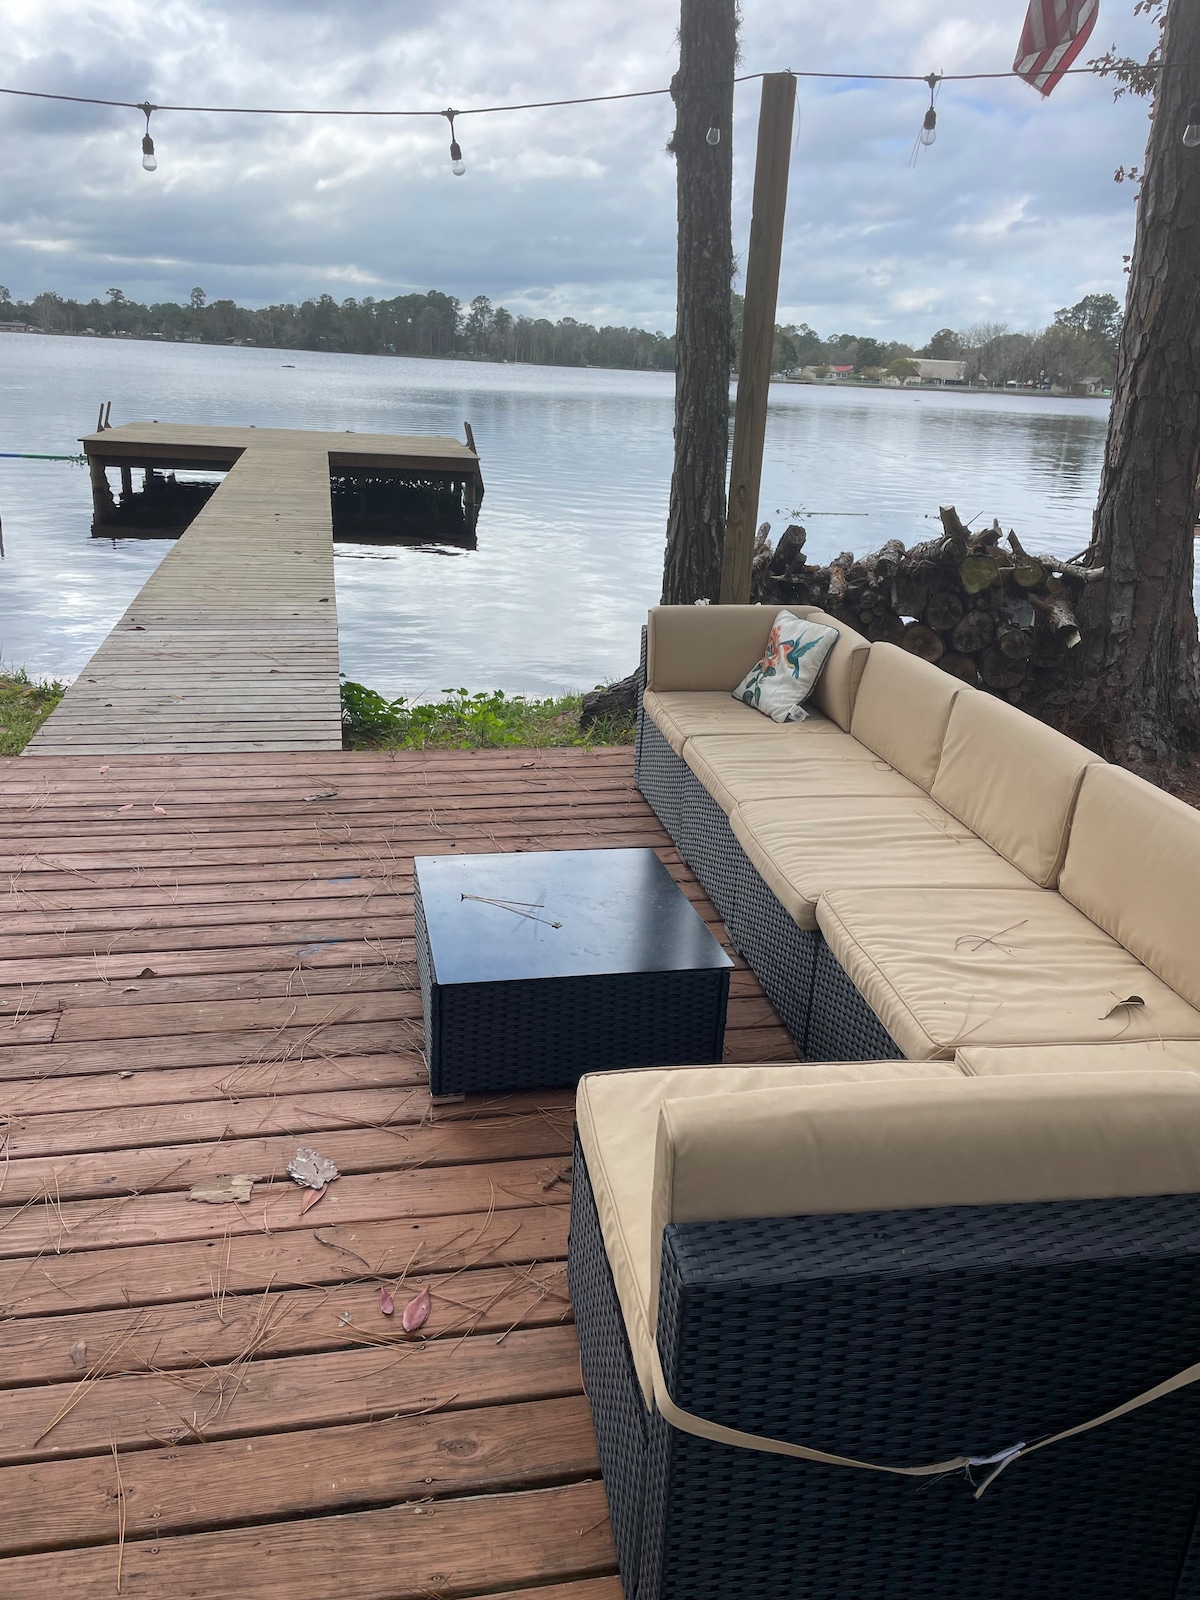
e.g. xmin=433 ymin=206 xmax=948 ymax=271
xmin=0 ymin=335 xmax=1120 ymax=697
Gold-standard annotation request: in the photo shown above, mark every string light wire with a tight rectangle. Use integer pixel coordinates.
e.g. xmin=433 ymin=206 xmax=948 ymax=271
xmin=0 ymin=59 xmax=1183 ymax=122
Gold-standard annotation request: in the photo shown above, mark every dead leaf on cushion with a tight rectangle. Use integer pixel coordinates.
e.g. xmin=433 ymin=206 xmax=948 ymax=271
xmin=188 ymin=1174 xmax=259 ymax=1204
xmin=1101 ymin=994 xmax=1145 ymax=1020
xmin=287 ymin=1147 xmax=340 ymax=1190
xmin=402 ymin=1287 xmax=432 ymax=1333
xmin=379 ymin=1286 xmax=395 ymax=1317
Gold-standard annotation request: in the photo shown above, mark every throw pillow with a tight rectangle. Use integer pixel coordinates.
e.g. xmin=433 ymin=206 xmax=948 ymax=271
xmin=731 ymin=610 xmax=840 ymax=723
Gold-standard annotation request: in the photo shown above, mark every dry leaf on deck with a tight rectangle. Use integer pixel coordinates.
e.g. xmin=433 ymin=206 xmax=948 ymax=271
xmin=287 ymin=1147 xmax=340 ymax=1190
xmin=188 ymin=1174 xmax=259 ymax=1204
xmin=300 ymin=1186 xmax=326 ymax=1215
xmin=402 ymin=1287 xmax=432 ymax=1333
xmin=1101 ymin=994 xmax=1145 ymax=1020
xmin=379 ymin=1286 xmax=395 ymax=1317
xmin=69 ymin=1341 xmax=87 ymax=1368
xmin=152 ymin=805 xmax=167 ymax=815
xmin=117 ymin=803 xmax=134 ymax=813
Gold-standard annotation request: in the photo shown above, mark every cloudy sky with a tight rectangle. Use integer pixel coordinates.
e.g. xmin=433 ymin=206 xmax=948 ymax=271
xmin=0 ymin=0 xmax=1161 ymax=344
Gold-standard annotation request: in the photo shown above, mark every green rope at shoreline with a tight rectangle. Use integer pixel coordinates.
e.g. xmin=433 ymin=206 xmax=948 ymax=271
xmin=0 ymin=452 xmax=86 ymax=462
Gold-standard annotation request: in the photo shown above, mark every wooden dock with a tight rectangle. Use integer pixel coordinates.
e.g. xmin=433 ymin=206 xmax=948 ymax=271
xmin=0 ymin=745 xmax=797 ymax=1598
xmin=28 ymin=423 xmax=482 ymax=758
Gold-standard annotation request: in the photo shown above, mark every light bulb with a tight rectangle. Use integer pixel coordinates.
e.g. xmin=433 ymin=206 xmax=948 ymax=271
xmin=706 ymin=126 xmax=720 ymax=145
xmin=449 ymin=136 xmax=465 ymax=176
xmin=1184 ymin=124 xmax=1200 ymax=148
xmin=141 ymin=134 xmax=157 ymax=172
xmin=920 ymin=107 xmax=937 ymax=147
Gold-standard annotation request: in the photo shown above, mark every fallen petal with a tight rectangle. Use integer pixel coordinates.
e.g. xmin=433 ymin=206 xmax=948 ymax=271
xmin=402 ymin=1287 xmax=432 ymax=1333
xmin=379 ymin=1286 xmax=395 ymax=1316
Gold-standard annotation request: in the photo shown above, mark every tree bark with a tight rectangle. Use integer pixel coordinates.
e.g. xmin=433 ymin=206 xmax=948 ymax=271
xmin=661 ymin=0 xmax=737 ymax=604
xmin=1061 ymin=0 xmax=1200 ymax=764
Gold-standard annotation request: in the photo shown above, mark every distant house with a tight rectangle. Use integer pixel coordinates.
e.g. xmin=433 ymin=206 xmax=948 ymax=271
xmin=911 ymin=358 xmax=968 ymax=385
xmin=0 ymin=321 xmax=29 ymax=333
xmin=829 ymin=364 xmax=855 ymax=379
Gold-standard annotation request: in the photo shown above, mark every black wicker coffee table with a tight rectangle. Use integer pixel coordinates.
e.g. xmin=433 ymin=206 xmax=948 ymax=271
xmin=413 ymin=848 xmax=733 ymax=1094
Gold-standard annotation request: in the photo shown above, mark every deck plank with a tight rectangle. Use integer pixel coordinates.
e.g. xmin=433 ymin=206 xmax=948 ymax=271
xmin=0 ymin=746 xmax=799 ymax=1597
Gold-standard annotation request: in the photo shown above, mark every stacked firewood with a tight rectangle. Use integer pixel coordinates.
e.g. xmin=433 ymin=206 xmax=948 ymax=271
xmin=750 ymin=505 xmax=1104 ymax=699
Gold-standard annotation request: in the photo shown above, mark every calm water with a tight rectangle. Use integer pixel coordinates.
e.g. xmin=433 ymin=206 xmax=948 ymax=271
xmin=0 ymin=335 xmax=1114 ymax=698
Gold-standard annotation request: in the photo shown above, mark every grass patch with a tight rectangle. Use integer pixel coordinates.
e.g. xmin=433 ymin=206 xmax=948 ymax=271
xmin=341 ymin=681 xmax=635 ymax=751
xmin=0 ymin=667 xmax=65 ymax=755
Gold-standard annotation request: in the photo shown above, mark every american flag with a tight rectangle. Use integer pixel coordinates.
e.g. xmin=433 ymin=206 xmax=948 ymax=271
xmin=1013 ymin=0 xmax=1099 ymax=96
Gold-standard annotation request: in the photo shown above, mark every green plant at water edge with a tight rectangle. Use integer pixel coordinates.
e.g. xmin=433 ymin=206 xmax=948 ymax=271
xmin=0 ymin=666 xmax=65 ymax=755
xmin=340 ymin=680 xmax=634 ymax=750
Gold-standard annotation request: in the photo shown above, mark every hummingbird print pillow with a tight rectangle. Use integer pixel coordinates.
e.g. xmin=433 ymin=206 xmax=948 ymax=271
xmin=731 ymin=610 xmax=840 ymax=723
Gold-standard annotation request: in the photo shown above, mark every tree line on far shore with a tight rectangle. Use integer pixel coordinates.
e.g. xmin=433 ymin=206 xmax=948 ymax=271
xmin=0 ymin=281 xmax=1120 ymax=389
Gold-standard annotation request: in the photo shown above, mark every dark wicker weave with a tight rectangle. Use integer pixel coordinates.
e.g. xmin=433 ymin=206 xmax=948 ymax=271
xmin=807 ymin=931 xmax=905 ymax=1061
xmin=570 ymin=1137 xmax=1200 ymax=1600
xmin=729 ymin=848 xmax=819 ymax=1051
xmin=635 ymin=716 xmax=685 ymax=842
xmin=672 ymin=766 xmax=743 ymax=931
xmin=420 ymin=964 xmax=728 ymax=1096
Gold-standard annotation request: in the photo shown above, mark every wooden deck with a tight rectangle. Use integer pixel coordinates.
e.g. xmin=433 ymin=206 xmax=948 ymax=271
xmin=0 ymin=745 xmax=797 ymax=1598
xmin=28 ymin=424 xmax=482 ymax=759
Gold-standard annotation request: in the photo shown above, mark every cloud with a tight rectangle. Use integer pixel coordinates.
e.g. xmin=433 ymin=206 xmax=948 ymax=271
xmin=0 ymin=0 xmax=1162 ymax=342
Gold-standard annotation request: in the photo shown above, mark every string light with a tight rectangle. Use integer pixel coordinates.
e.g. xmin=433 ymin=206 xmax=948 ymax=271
xmin=0 ymin=57 xmax=1189 ymax=177
xmin=444 ymin=108 xmax=466 ymax=175
xmin=139 ymin=102 xmax=157 ymax=171
xmin=920 ymin=72 xmax=939 ymax=147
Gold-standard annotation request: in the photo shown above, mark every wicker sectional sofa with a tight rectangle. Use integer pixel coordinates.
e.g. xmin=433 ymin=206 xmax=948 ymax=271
xmin=634 ymin=603 xmax=1200 ymax=1062
xmin=566 ymin=603 xmax=1200 ymax=1598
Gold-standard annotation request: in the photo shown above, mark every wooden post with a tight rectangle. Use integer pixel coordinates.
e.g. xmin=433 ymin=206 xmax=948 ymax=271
xmin=120 ymin=465 xmax=133 ymax=502
xmin=88 ymin=455 xmax=116 ymax=531
xmin=719 ymin=71 xmax=796 ymax=604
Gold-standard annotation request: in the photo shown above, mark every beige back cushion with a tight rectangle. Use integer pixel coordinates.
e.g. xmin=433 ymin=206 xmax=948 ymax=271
xmin=850 ymin=642 xmax=971 ymax=791
xmin=929 ymin=691 xmax=1099 ymax=886
xmin=646 ymin=606 xmax=779 ymax=692
xmin=650 ymin=1070 xmax=1200 ymax=1312
xmin=799 ymin=607 xmax=871 ymax=731
xmin=1059 ymin=763 xmax=1200 ymax=1010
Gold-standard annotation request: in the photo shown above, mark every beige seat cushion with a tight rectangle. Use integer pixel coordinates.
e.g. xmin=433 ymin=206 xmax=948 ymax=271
xmin=1059 ymin=763 xmax=1200 ymax=1011
xmin=684 ymin=734 xmax=911 ymax=812
xmin=850 ymin=642 xmax=971 ymax=792
xmin=817 ymin=886 xmax=1200 ymax=1059
xmin=644 ymin=690 xmax=844 ymax=754
xmin=576 ymin=1060 xmax=963 ymax=1402
xmin=731 ymin=796 xmax=1032 ymax=931
xmin=959 ymin=1040 xmax=1200 ymax=1076
xmin=930 ymin=692 xmax=1100 ymax=887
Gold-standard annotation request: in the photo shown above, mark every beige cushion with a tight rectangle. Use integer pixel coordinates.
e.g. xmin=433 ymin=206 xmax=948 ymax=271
xmin=850 ymin=642 xmax=971 ymax=792
xmin=1059 ymin=763 xmax=1200 ymax=1011
xmin=646 ymin=606 xmax=782 ymax=692
xmin=575 ymin=1060 xmax=963 ymax=1402
xmin=643 ymin=691 xmax=793 ymax=752
xmin=684 ymin=734 xmax=910 ymax=812
xmin=731 ymin=796 xmax=1032 ymax=931
xmin=959 ymin=1041 xmax=1200 ymax=1076
xmin=799 ymin=608 xmax=871 ymax=731
xmin=652 ymin=1070 xmax=1200 ymax=1318
xmin=817 ymin=886 xmax=1200 ymax=1059
xmin=930 ymin=692 xmax=1100 ymax=887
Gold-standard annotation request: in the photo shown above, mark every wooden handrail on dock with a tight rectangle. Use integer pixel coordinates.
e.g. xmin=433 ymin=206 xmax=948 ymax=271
xmin=28 ymin=423 xmax=483 ymax=756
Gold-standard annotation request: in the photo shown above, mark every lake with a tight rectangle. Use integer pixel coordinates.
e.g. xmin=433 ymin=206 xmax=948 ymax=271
xmin=0 ymin=334 xmax=1114 ymax=699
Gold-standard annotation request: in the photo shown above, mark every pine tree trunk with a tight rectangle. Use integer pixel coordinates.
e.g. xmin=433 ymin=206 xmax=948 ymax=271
xmin=1068 ymin=0 xmax=1200 ymax=765
xmin=661 ymin=0 xmax=736 ymax=604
